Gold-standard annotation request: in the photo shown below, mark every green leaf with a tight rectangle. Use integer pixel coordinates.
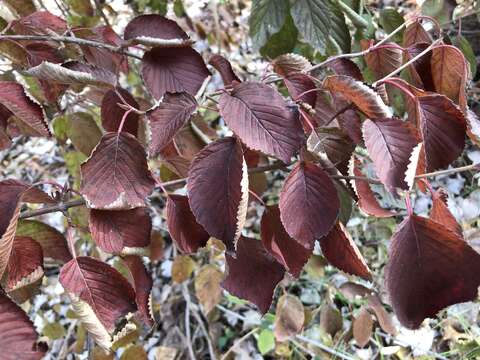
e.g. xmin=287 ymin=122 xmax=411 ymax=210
xmin=3 ymin=0 xmax=36 ymax=16
xmin=454 ymin=35 xmax=477 ymax=77
xmin=337 ymin=0 xmax=368 ymax=29
xmin=328 ymin=0 xmax=351 ymax=53
xmin=421 ymin=0 xmax=456 ymax=24
xmin=379 ymin=7 xmax=404 ymax=43
xmin=260 ymin=14 xmax=298 ymax=58
xmin=174 ymin=0 xmax=186 ymax=17
xmin=66 ymin=112 xmax=102 ymax=156
xmin=52 ymin=115 xmax=68 ymax=143
xmin=43 ymin=322 xmax=66 ymax=340
xmin=66 ymin=0 xmax=94 ymax=16
xmin=249 ymin=0 xmax=290 ymax=50
xmin=257 ymin=329 xmax=275 ymax=355
xmin=334 ymin=182 xmax=352 ymax=224
xmin=291 ymin=0 xmax=331 ymax=53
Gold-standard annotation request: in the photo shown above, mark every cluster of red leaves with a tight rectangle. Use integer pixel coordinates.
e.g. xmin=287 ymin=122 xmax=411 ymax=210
xmin=0 ymin=10 xmax=479 ymax=353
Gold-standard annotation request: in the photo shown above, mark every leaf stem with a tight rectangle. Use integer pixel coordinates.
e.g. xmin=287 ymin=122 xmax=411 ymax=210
xmin=117 ymin=108 xmax=133 ymax=134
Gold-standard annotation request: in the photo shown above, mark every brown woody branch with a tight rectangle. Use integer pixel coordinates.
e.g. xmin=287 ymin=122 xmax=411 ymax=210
xmin=18 ymin=162 xmax=479 ymax=220
xmin=0 ymin=34 xmax=143 ymax=60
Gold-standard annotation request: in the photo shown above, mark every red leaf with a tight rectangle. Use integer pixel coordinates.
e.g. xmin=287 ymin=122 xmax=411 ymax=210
xmin=16 ymin=219 xmax=71 ymax=263
xmin=166 ymin=194 xmax=210 ymax=254
xmin=405 ymin=43 xmax=434 ymax=90
xmin=122 ymin=256 xmax=154 ymax=327
xmin=403 ymin=21 xmax=432 ymax=47
xmin=0 ymin=180 xmax=53 ymax=278
xmin=11 ymin=10 xmax=67 ymax=35
xmin=124 ymin=14 xmax=189 ymax=42
xmin=59 ymin=256 xmax=136 ymax=331
xmin=218 ymin=82 xmax=304 ymax=163
xmin=328 ymin=58 xmax=364 ymax=81
xmin=261 ymin=205 xmax=312 ymax=277
xmin=209 ymin=54 xmax=240 ymax=86
xmin=146 ymin=92 xmax=197 ymax=156
xmin=222 ymin=237 xmax=285 ymax=313
xmin=80 ymin=132 xmax=156 ymax=210
xmin=431 ymin=45 xmax=468 ymax=105
xmin=0 ymin=82 xmax=49 ymax=137
xmin=101 ymin=88 xmax=139 ymax=136
xmin=142 ymin=47 xmax=210 ymax=100
xmin=385 ymin=215 xmax=480 ymax=329
xmin=320 ymin=223 xmax=372 ymax=280
xmin=349 ymin=157 xmax=395 ymax=217
xmin=89 ymin=208 xmax=152 ymax=254
xmin=416 ymin=93 xmax=466 ymax=171
xmin=279 ymin=162 xmax=339 ymax=249
xmin=430 ymin=188 xmax=462 ymax=237
xmin=0 ymin=291 xmax=46 ymax=359
xmin=5 ymin=236 xmax=43 ymax=292
xmin=362 ymin=41 xmax=403 ymax=80
xmin=284 ymin=73 xmax=317 ymax=106
xmin=187 ymin=137 xmax=248 ymax=253
xmin=362 ymin=118 xmax=417 ymax=192
xmin=323 ymin=75 xmax=392 ymax=118
xmin=74 ymin=26 xmax=128 ymax=74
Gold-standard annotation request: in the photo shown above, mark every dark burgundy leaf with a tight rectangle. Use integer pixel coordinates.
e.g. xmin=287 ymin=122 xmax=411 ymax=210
xmin=187 ymin=137 xmax=248 ymax=253
xmin=284 ymin=73 xmax=317 ymax=106
xmin=11 ymin=10 xmax=67 ymax=35
xmin=279 ymin=162 xmax=339 ymax=249
xmin=74 ymin=26 xmax=128 ymax=74
xmin=222 ymin=237 xmax=285 ymax=313
xmin=25 ymin=43 xmax=63 ymax=66
xmin=101 ymin=88 xmax=139 ymax=136
xmin=142 ymin=47 xmax=210 ymax=99
xmin=385 ymin=215 xmax=480 ymax=329
xmin=261 ymin=205 xmax=312 ymax=277
xmin=5 ymin=236 xmax=43 ymax=292
xmin=59 ymin=256 xmax=137 ymax=331
xmin=416 ymin=93 xmax=466 ymax=171
xmin=307 ymin=127 xmax=355 ymax=168
xmin=122 ymin=255 xmax=154 ymax=327
xmin=320 ymin=223 xmax=371 ymax=280
xmin=146 ymin=92 xmax=197 ymax=156
xmin=362 ymin=118 xmax=417 ymax=192
xmin=0 ymin=81 xmax=49 ymax=137
xmin=0 ymin=290 xmax=46 ymax=359
xmin=323 ymin=75 xmax=392 ymax=118
xmin=80 ymin=132 xmax=156 ymax=210
xmin=89 ymin=208 xmax=152 ymax=254
xmin=405 ymin=43 xmax=434 ymax=90
xmin=166 ymin=194 xmax=210 ymax=254
xmin=209 ymin=54 xmax=241 ymax=86
xmin=0 ymin=180 xmax=53 ymax=278
xmin=328 ymin=58 xmax=363 ymax=81
xmin=218 ymin=82 xmax=304 ymax=163
xmin=350 ymin=157 xmax=395 ymax=217
xmin=430 ymin=188 xmax=462 ymax=237
xmin=124 ymin=14 xmax=189 ymax=41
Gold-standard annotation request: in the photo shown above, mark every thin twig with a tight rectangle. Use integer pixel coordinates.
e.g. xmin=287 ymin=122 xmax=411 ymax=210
xmin=182 ymin=284 xmax=197 ymax=360
xmin=93 ymin=0 xmax=111 ymax=27
xmin=191 ymin=308 xmax=217 ymax=360
xmin=0 ymin=34 xmax=142 ymax=60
